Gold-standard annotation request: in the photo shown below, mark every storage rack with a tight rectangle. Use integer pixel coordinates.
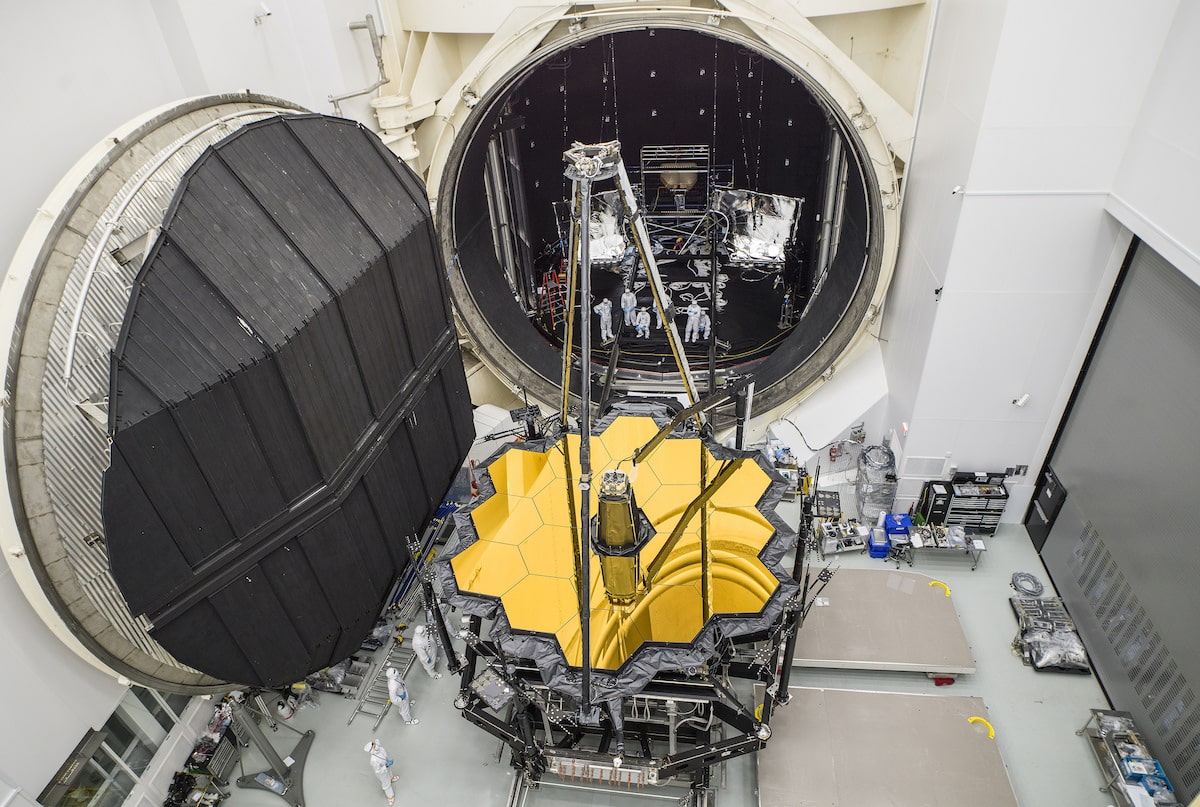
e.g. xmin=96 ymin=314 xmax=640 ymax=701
xmin=917 ymin=473 xmax=1008 ymax=534
xmin=1076 ymin=709 xmax=1183 ymax=806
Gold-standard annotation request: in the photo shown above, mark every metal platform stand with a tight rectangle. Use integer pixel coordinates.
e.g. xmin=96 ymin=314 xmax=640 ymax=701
xmin=232 ymin=696 xmax=315 ymax=807
xmin=347 ymin=639 xmax=417 ymax=729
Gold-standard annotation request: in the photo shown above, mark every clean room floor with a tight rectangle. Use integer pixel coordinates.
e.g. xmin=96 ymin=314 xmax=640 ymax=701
xmin=219 ymin=505 xmax=1116 ymax=807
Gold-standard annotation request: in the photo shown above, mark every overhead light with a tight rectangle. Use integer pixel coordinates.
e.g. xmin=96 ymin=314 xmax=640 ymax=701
xmin=1012 ymin=393 xmax=1030 ymax=407
xmin=660 ymin=162 xmax=699 ymax=191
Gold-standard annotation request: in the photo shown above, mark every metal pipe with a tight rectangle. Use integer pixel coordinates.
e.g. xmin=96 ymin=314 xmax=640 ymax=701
xmin=62 ymin=108 xmax=287 ymax=385
xmin=813 ymin=135 xmax=844 ymax=287
xmin=707 ymin=218 xmax=718 ymax=393
xmin=329 ymin=15 xmax=388 ymax=115
xmin=666 ymin=699 xmax=678 ymax=755
xmin=560 ymin=183 xmax=581 ymax=425
xmin=234 ymin=702 xmax=290 ymax=780
xmin=775 ymin=515 xmax=809 ymax=700
xmin=631 ymin=376 xmax=751 ymax=466
xmin=734 ymin=385 xmax=750 ymax=450
xmin=578 ymin=175 xmax=593 ymax=715
xmin=643 ymin=459 xmax=743 ymax=584
xmin=699 ymin=448 xmax=711 ymax=622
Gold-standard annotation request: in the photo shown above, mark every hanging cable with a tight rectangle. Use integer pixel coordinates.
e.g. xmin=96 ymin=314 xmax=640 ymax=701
xmin=609 ymin=35 xmax=622 ymax=144
xmin=711 ymin=37 xmax=719 ymax=169
xmin=754 ymin=53 xmax=765 ymax=188
xmin=601 ymin=36 xmax=612 ymax=141
xmin=734 ymin=51 xmax=749 ymax=188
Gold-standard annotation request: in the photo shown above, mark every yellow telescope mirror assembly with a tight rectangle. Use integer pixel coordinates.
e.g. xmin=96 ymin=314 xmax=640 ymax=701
xmin=445 ymin=412 xmax=796 ymax=674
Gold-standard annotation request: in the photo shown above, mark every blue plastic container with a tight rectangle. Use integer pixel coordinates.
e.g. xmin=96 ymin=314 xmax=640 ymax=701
xmin=884 ymin=513 xmax=912 ymax=535
xmin=867 ymin=528 xmax=891 ymax=558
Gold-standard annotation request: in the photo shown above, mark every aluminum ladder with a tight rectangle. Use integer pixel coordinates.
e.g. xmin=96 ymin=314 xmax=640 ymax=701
xmin=346 ymin=639 xmax=416 ymax=730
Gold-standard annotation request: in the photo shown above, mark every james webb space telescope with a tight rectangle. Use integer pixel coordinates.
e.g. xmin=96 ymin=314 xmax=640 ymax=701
xmin=434 ymin=142 xmax=829 ymax=802
xmin=557 ymin=144 xmax=802 ymax=272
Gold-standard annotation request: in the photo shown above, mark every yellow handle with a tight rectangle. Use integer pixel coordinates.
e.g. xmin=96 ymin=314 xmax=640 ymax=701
xmin=929 ymin=580 xmax=951 ymax=597
xmin=755 ymin=703 xmax=764 ymax=721
xmin=968 ymin=716 xmax=995 ymax=739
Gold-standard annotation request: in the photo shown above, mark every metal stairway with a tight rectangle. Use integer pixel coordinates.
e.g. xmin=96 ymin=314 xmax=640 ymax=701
xmin=346 ymin=639 xmax=417 ymax=730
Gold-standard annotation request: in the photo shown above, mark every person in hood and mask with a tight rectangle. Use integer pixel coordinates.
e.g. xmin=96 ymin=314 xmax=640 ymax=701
xmin=364 ymin=738 xmax=398 ymax=805
xmin=385 ymin=667 xmax=419 ymax=724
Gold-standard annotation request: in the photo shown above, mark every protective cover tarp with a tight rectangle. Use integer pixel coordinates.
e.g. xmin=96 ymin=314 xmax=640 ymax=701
xmin=102 ymin=114 xmax=473 ymax=688
xmin=438 ymin=405 xmax=798 ymax=703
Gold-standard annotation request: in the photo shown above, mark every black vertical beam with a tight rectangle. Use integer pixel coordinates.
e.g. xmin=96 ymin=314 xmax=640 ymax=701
xmin=775 ymin=506 xmax=809 ymax=699
xmin=707 ymin=219 xmax=719 ymax=393
xmin=578 ymin=176 xmax=594 ymax=715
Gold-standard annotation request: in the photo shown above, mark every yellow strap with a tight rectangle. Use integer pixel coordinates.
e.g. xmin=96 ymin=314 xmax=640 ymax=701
xmin=967 ymin=716 xmax=995 ymax=739
xmin=928 ymin=580 xmax=951 ymax=597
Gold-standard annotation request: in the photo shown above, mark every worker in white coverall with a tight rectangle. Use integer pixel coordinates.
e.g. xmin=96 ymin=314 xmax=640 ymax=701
xmin=365 ymin=738 xmax=398 ymax=805
xmin=684 ymin=301 xmax=703 ymax=342
xmin=385 ymin=667 xmax=419 ymax=724
xmin=412 ymin=624 xmax=441 ymax=679
xmin=593 ymin=297 xmax=614 ymax=341
xmin=655 ymin=289 xmax=670 ymax=329
xmin=698 ymin=311 xmax=711 ymax=340
xmin=620 ymin=288 xmax=638 ymax=327
xmin=634 ymin=309 xmax=651 ymax=338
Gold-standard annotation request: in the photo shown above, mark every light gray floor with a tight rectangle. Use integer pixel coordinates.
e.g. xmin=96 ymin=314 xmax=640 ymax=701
xmin=759 ymin=688 xmax=1018 ymax=807
xmin=217 ymin=501 xmax=1116 ymax=807
xmin=794 ymin=567 xmax=976 ymax=674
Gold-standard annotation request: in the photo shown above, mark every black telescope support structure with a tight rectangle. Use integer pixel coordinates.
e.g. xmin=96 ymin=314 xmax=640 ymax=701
xmin=232 ymin=699 xmax=314 ymax=807
xmin=408 ymin=533 xmax=463 ymax=675
xmin=775 ymin=495 xmax=811 ymax=703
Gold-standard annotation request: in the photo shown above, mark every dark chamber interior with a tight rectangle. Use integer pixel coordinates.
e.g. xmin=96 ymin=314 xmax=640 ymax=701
xmin=448 ymin=27 xmax=877 ymax=400
xmin=102 ymin=115 xmax=474 ymax=689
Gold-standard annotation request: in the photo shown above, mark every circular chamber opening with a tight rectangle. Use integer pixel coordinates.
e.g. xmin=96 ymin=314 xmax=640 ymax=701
xmin=442 ymin=24 xmax=884 ymax=412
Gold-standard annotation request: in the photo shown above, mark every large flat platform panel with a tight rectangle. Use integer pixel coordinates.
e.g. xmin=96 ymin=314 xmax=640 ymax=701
xmin=793 ymin=568 xmax=975 ymax=674
xmin=759 ymin=688 xmax=1017 ymax=807
xmin=102 ymin=115 xmax=473 ymax=688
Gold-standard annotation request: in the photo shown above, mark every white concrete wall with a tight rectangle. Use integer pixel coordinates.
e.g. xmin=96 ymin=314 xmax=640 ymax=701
xmin=1110 ymin=0 xmax=1200 ymax=285
xmin=0 ymin=0 xmax=383 ymax=795
xmin=882 ymin=0 xmax=1179 ymax=519
xmin=0 ymin=563 xmax=127 ymax=794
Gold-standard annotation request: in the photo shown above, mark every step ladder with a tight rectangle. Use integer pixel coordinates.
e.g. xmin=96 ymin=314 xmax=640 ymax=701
xmin=346 ymin=640 xmax=417 ymax=730
xmin=539 ymin=266 xmax=567 ymax=327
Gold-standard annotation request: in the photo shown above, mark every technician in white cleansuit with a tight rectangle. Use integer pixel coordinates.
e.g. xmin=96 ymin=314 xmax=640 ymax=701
xmin=684 ymin=301 xmax=703 ymax=342
xmin=698 ymin=311 xmax=711 ymax=340
xmin=365 ymin=738 xmax=398 ymax=805
xmin=634 ymin=309 xmax=651 ymax=338
xmin=621 ymin=288 xmax=638 ymax=327
xmin=594 ymin=297 xmax=614 ymax=341
xmin=385 ymin=667 xmax=419 ymax=725
xmin=412 ymin=624 xmax=441 ymax=679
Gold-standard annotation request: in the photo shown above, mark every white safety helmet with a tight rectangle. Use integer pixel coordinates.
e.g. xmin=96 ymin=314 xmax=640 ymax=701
xmin=386 ymin=667 xmax=397 ymax=678
xmin=364 ymin=740 xmax=376 ymax=752
xmin=414 ymin=625 xmax=425 ymax=636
